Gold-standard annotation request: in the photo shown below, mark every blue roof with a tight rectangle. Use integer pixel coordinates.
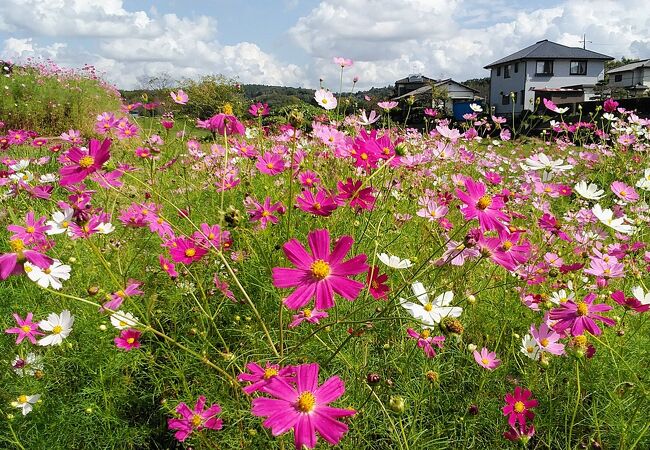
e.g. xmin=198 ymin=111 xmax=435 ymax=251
xmin=484 ymin=39 xmax=613 ymax=68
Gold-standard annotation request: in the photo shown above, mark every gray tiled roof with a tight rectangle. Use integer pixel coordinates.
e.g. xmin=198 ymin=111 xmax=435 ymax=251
xmin=484 ymin=40 xmax=613 ymax=68
xmin=607 ymin=59 xmax=650 ymax=73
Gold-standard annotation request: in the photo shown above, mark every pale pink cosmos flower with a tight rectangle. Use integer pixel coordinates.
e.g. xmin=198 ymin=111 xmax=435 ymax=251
xmin=170 ymin=89 xmax=189 ymax=105
xmin=288 ymin=308 xmax=329 ymax=328
xmin=473 ymin=347 xmax=501 ymax=370
xmin=610 ymin=181 xmax=639 ymax=203
xmin=530 ymin=322 xmax=565 ymax=356
xmin=333 ymin=56 xmax=353 ymax=67
xmin=377 ymin=101 xmax=398 ymax=110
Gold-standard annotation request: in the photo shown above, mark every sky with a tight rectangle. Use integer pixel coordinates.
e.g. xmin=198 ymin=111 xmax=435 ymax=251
xmin=1 ymin=0 xmax=648 ymax=90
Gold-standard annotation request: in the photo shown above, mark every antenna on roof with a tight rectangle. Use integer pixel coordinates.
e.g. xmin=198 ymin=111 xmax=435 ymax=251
xmin=579 ymin=34 xmax=592 ymax=49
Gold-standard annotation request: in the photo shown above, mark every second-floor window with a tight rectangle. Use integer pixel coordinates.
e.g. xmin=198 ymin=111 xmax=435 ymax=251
xmin=504 ymin=65 xmax=511 ymax=78
xmin=570 ymin=60 xmax=587 ymax=75
xmin=536 ymin=60 xmax=553 ymax=76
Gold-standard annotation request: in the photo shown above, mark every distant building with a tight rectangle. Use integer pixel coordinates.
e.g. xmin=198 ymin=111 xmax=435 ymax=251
xmin=393 ymin=75 xmax=481 ymax=116
xmin=484 ymin=39 xmax=613 ymax=115
xmin=607 ymin=59 xmax=650 ymax=96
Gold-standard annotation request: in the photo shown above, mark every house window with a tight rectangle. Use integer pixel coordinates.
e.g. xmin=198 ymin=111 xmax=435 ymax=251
xmin=535 ymin=60 xmax=553 ymax=76
xmin=501 ymin=95 xmax=509 ymax=105
xmin=520 ymin=90 xmax=524 ymax=105
xmin=504 ymin=65 xmax=511 ymax=78
xmin=496 ymin=67 xmax=501 ymax=76
xmin=614 ymin=74 xmax=622 ymax=82
xmin=570 ymin=60 xmax=587 ymax=75
xmin=514 ymin=63 xmax=519 ymax=73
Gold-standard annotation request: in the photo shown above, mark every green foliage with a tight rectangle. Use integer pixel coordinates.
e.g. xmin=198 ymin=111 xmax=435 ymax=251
xmin=0 ymin=65 xmax=121 ymax=136
xmin=178 ymin=75 xmax=246 ymax=119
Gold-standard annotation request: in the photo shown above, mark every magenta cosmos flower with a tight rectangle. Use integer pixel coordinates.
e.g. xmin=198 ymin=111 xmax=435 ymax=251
xmin=456 ymin=178 xmax=509 ymax=232
xmin=238 ymin=362 xmax=295 ymax=394
xmin=502 ymin=387 xmax=538 ymax=428
xmin=272 ymin=229 xmax=368 ymax=310
xmin=59 ymin=138 xmax=111 ymax=186
xmin=406 ymin=328 xmax=445 ymax=358
xmin=549 ymin=293 xmax=615 ymax=336
xmin=5 ymin=312 xmax=43 ymax=344
xmin=168 ymin=396 xmax=223 ymax=442
xmin=0 ymin=239 xmax=52 ymax=280
xmin=114 ymin=328 xmax=141 ymax=351
xmin=473 ymin=347 xmax=501 ymax=370
xmin=251 ymin=363 xmax=355 ymax=449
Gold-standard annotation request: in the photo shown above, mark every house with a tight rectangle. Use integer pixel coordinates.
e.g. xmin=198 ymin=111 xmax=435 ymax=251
xmin=393 ymin=76 xmax=481 ymax=117
xmin=607 ymin=59 xmax=650 ymax=96
xmin=484 ymin=39 xmax=613 ymax=115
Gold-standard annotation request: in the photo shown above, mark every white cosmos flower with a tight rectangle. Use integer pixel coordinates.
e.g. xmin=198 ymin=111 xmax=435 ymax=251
xmin=603 ymin=113 xmax=615 ymax=121
xmin=38 ymin=310 xmax=74 ymax=346
xmin=39 ymin=173 xmax=58 ymax=183
xmin=9 ymin=160 xmax=30 ymax=171
xmin=13 ymin=394 xmax=41 ymax=415
xmin=631 ymin=286 xmax=650 ymax=305
xmin=46 ymin=208 xmax=74 ymax=235
xmin=574 ymin=181 xmax=605 ymax=200
xmin=378 ymin=253 xmax=413 ymax=269
xmin=520 ymin=334 xmax=540 ymax=360
xmin=636 ymin=168 xmax=650 ymax=191
xmin=521 ymin=153 xmax=573 ymax=172
xmin=357 ymin=109 xmax=380 ymax=126
xmin=110 ymin=311 xmax=139 ymax=330
xmin=591 ymin=204 xmax=635 ymax=235
xmin=469 ymin=103 xmax=483 ymax=112
xmin=9 ymin=171 xmax=33 ymax=183
xmin=314 ymin=89 xmax=337 ymax=110
xmin=24 ymin=259 xmax=71 ymax=290
xmin=550 ymin=289 xmax=575 ymax=305
xmin=97 ymin=222 xmax=115 ymax=234
xmin=400 ymin=282 xmax=462 ymax=329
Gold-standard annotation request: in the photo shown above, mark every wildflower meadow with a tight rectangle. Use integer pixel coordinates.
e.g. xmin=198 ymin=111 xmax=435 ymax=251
xmin=0 ymin=59 xmax=649 ymax=450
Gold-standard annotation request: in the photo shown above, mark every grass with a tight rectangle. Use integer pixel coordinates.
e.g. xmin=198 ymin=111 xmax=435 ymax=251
xmin=0 ymin=88 xmax=649 ymax=449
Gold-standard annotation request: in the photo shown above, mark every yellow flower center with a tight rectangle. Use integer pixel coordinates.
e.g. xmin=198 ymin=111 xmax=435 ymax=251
xmin=306 ymin=178 xmax=313 ymax=184
xmin=423 ymin=303 xmax=433 ymax=312
xmin=266 ymin=163 xmax=274 ymax=169
xmin=527 ymin=346 xmax=534 ymax=353
xmin=540 ymin=338 xmax=549 ymax=347
xmin=79 ymin=155 xmax=95 ymax=168
xmin=185 ymin=248 xmax=196 ymax=257
xmin=9 ymin=239 xmax=25 ymax=252
xmin=191 ymin=414 xmax=203 ymax=427
xmin=26 ymin=226 xmax=35 ymax=233
xmin=116 ymin=290 xmax=126 ymax=298
xmin=21 ymin=325 xmax=32 ymax=333
xmin=223 ymin=103 xmax=233 ymax=115
xmin=263 ymin=368 xmax=278 ymax=379
xmin=52 ymin=325 xmax=63 ymax=334
xmin=620 ymin=190 xmax=627 ymax=197
xmin=303 ymin=308 xmax=312 ymax=318
xmin=502 ymin=241 xmax=513 ymax=251
xmin=322 ymin=98 xmax=328 ymax=104
xmin=574 ymin=335 xmax=587 ymax=346
xmin=18 ymin=395 xmax=28 ymax=403
xmin=310 ymin=259 xmax=330 ymax=279
xmin=420 ymin=329 xmax=431 ymax=339
xmin=514 ymin=401 xmax=525 ymax=413
xmin=360 ymin=153 xmax=368 ymax=160
xmin=481 ymin=358 xmax=489 ymax=365
xmin=296 ymin=391 xmax=316 ymax=413
xmin=119 ymin=320 xmax=127 ymax=327
xmin=476 ymin=195 xmax=492 ymax=210
xmin=44 ymin=268 xmax=51 ymax=274
xmin=576 ymin=301 xmax=589 ymax=316
xmin=261 ymin=210 xmax=270 ymax=217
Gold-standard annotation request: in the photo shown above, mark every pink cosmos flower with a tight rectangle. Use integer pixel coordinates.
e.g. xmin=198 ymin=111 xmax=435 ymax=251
xmin=406 ymin=328 xmax=445 ymax=358
xmin=333 ymin=56 xmax=353 ymax=67
xmin=473 ymin=347 xmax=501 ymax=370
xmin=102 ymin=279 xmax=144 ymax=312
xmin=168 ymin=396 xmax=223 ymax=442
xmin=288 ymin=308 xmax=329 ymax=328
xmin=617 ymin=134 xmax=636 ymax=146
xmin=272 ymin=229 xmax=368 ymax=310
xmin=296 ymin=189 xmax=338 ymax=217
xmin=197 ymin=113 xmax=245 ymax=136
xmin=611 ymin=290 xmax=649 ymax=313
xmin=59 ymin=139 xmax=111 ymax=186
xmin=503 ymin=422 xmax=536 ymax=444
xmin=168 ymin=236 xmax=208 ymax=265
xmin=5 ymin=312 xmax=43 ymax=344
xmin=530 ymin=322 xmax=565 ymax=355
xmin=366 ymin=265 xmax=389 ymax=300
xmin=251 ymin=363 xmax=355 ymax=449
xmin=549 ymin=293 xmax=615 ymax=336
xmin=456 ymin=178 xmax=509 ymax=232
xmin=502 ymin=387 xmax=538 ymax=428
xmin=336 ymin=178 xmax=376 ymax=211
xmin=7 ymin=212 xmax=50 ymax=247
xmin=256 ymin=152 xmax=286 ymax=175
xmin=298 ymin=171 xmax=320 ymax=188
xmin=238 ymin=362 xmax=295 ymax=394
xmin=424 ymin=108 xmax=438 ymax=117
xmin=193 ymin=223 xmax=231 ymax=251
xmin=159 ymin=255 xmax=178 ymax=278
xmin=246 ymin=196 xmax=284 ymax=230
xmin=249 ymin=102 xmax=270 ymax=117
xmin=603 ymin=98 xmax=619 ymax=113
xmin=170 ymin=89 xmax=189 ymax=105
xmin=610 ymin=181 xmax=639 ymax=203
xmin=0 ymin=239 xmax=52 ymax=280
xmin=377 ymin=101 xmax=398 ymax=110
xmin=114 ymin=328 xmax=141 ymax=351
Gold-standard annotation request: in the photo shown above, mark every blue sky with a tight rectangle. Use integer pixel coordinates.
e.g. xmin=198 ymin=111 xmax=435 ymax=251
xmin=1 ymin=0 xmax=647 ymax=89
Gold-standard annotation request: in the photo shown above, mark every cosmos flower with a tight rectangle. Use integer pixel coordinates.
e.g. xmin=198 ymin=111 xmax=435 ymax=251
xmin=574 ymin=181 xmax=605 ymax=200
xmin=168 ymin=396 xmax=223 ymax=442
xmin=591 ymin=204 xmax=635 ymax=235
xmin=59 ymin=138 xmax=112 ymax=186
xmin=5 ymin=312 xmax=43 ymax=344
xmin=24 ymin=259 xmax=71 ymax=290
xmin=400 ymin=282 xmax=462 ymax=328
xmin=549 ymin=293 xmax=615 ymax=336
xmin=170 ymin=89 xmax=189 ymax=105
xmin=407 ymin=328 xmax=445 ymax=358
xmin=377 ymin=101 xmax=398 ymax=111
xmin=251 ymin=363 xmax=356 ymax=449
xmin=238 ymin=362 xmax=295 ymax=394
xmin=473 ymin=347 xmax=501 ymax=370
xmin=377 ymin=253 xmax=412 ymax=269
xmin=114 ymin=328 xmax=142 ymax=351
xmin=38 ymin=310 xmax=74 ymax=346
xmin=13 ymin=393 xmax=41 ymax=415
xmin=272 ymin=229 xmax=368 ymax=310
xmin=314 ymin=89 xmax=337 ymax=110
xmin=288 ymin=308 xmax=329 ymax=328
xmin=502 ymin=387 xmax=538 ymax=428
xmin=456 ymin=177 xmax=509 ymax=232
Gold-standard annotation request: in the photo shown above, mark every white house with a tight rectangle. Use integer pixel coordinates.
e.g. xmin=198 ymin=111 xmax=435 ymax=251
xmin=393 ymin=76 xmax=481 ymax=114
xmin=484 ymin=40 xmax=613 ymax=115
xmin=607 ymin=59 xmax=650 ymax=96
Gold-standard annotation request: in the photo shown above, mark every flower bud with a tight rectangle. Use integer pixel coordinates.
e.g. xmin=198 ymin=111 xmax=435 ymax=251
xmin=388 ymin=396 xmax=405 ymax=414
xmin=366 ymin=373 xmax=381 ymax=386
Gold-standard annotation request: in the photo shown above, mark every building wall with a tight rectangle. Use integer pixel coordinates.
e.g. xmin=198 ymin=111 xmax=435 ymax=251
xmin=489 ymin=61 xmax=527 ymax=115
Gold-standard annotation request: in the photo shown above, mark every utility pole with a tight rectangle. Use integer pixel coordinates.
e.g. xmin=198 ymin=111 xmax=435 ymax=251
xmin=579 ymin=34 xmax=592 ymax=49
